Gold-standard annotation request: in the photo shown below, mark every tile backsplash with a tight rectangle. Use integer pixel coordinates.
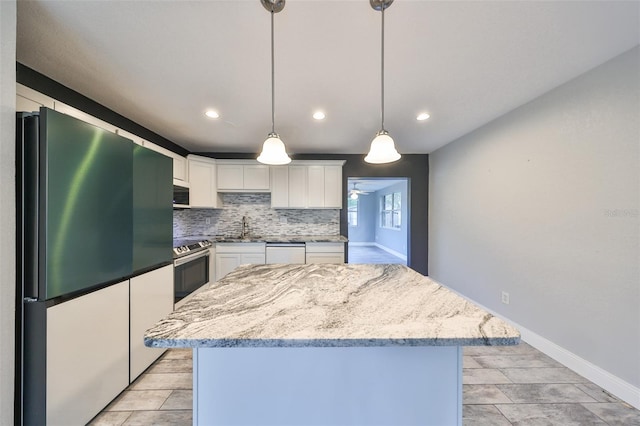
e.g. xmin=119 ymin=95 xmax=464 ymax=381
xmin=173 ymin=193 xmax=340 ymax=238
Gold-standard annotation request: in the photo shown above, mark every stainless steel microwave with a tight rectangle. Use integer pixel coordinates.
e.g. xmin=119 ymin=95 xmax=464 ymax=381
xmin=173 ymin=184 xmax=190 ymax=208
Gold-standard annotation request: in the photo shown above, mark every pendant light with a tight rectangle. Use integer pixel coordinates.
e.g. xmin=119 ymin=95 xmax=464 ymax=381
xmin=257 ymin=0 xmax=291 ymax=165
xmin=365 ymin=0 xmax=401 ymax=164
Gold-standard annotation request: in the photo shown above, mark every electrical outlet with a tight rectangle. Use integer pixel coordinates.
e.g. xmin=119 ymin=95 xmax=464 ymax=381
xmin=501 ymin=291 xmax=510 ymax=305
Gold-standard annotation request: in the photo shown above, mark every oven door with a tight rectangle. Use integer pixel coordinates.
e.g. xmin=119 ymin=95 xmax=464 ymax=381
xmin=174 ymin=249 xmax=210 ymax=306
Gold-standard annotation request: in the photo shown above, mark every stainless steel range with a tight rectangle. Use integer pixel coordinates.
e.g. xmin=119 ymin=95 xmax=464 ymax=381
xmin=172 ymin=238 xmax=212 ymax=306
xmin=173 ymin=238 xmax=212 ymax=258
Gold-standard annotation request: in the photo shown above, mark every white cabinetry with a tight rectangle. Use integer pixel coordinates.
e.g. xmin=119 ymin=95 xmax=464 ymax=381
xmin=16 ymin=95 xmax=43 ymax=113
xmin=54 ymin=101 xmax=119 ymax=134
xmin=188 ymin=155 xmax=221 ymax=208
xmin=270 ymin=161 xmax=344 ymax=209
xmin=217 ymin=161 xmax=270 ymax=192
xmin=270 ymin=166 xmax=289 ymax=207
xmin=288 ymin=166 xmax=308 ymax=208
xmin=323 ymin=166 xmax=343 ymax=208
xmin=307 ymin=165 xmax=325 ymax=208
xmin=215 ymin=243 xmax=266 ymax=281
xmin=46 ymin=281 xmax=129 ymax=426
xmin=305 ymin=242 xmax=345 ymax=264
xmin=129 ymin=265 xmax=173 ymax=382
xmin=16 ymin=83 xmax=55 ymax=111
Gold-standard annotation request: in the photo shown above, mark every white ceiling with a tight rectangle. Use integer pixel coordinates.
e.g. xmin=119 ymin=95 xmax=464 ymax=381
xmin=16 ymin=1 xmax=640 ymax=155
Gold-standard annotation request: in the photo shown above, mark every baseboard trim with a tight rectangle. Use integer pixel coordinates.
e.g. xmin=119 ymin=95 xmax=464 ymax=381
xmin=519 ymin=327 xmax=640 ymax=409
xmin=373 ymin=243 xmax=408 ymax=261
xmin=347 ymin=242 xmax=375 ymax=247
xmin=431 ymin=279 xmax=640 ymax=409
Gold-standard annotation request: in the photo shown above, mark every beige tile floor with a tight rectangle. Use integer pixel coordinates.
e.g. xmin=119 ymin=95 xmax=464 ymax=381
xmin=90 ymin=342 xmax=640 ymax=425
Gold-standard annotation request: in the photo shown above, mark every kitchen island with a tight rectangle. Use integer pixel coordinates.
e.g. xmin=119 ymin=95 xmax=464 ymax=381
xmin=145 ymin=263 xmax=520 ymax=426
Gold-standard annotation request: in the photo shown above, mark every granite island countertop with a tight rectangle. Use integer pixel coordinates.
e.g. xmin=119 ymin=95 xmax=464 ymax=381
xmin=145 ymin=263 xmax=520 ymax=348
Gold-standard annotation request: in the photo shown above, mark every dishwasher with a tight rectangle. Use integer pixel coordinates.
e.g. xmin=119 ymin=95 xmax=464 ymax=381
xmin=265 ymin=242 xmax=306 ymax=264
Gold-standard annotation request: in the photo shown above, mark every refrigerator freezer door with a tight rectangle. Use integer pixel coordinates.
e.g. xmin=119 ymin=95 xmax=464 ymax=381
xmin=46 ymin=280 xmax=129 ymax=426
xmin=132 ymin=145 xmax=172 ymax=272
xmin=40 ymin=108 xmax=133 ymax=299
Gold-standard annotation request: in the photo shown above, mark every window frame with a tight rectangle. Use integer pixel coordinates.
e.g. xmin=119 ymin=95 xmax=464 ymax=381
xmin=347 ymin=197 xmax=358 ymax=227
xmin=380 ymin=192 xmax=401 ymax=230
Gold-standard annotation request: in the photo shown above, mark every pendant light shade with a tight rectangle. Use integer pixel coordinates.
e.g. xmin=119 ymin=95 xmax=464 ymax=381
xmin=257 ymin=132 xmax=290 ymax=165
xmin=366 ymin=0 xmax=400 ymax=164
xmin=364 ymin=130 xmax=400 ymax=164
xmin=258 ymin=0 xmax=291 ymax=165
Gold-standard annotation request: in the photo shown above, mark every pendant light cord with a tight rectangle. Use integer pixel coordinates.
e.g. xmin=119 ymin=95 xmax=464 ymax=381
xmin=271 ymin=10 xmax=276 ymax=134
xmin=380 ymin=5 xmax=385 ymax=132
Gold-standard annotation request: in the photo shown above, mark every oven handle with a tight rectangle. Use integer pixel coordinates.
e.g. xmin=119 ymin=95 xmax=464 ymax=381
xmin=174 ymin=249 xmax=210 ymax=267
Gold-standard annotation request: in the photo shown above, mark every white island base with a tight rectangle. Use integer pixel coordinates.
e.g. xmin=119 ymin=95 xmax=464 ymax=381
xmin=193 ymin=345 xmax=463 ymax=426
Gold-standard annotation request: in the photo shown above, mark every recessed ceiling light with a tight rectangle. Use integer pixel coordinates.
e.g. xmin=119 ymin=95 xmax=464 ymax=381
xmin=205 ymin=110 xmax=220 ymax=119
xmin=313 ymin=111 xmax=326 ymax=120
xmin=416 ymin=112 xmax=430 ymax=121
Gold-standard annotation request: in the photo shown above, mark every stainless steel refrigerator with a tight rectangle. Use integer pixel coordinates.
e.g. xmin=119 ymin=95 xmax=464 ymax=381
xmin=16 ymin=108 xmax=172 ymax=425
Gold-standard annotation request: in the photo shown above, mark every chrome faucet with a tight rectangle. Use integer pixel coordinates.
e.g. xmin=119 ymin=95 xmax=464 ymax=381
xmin=241 ymin=216 xmax=249 ymax=239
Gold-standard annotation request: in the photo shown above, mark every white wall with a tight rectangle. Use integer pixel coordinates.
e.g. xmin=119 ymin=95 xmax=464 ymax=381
xmin=430 ymin=46 xmax=639 ymax=402
xmin=0 ymin=1 xmax=16 ymax=423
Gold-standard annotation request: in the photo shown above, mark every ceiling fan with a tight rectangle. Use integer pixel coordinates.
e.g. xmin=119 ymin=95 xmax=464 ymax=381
xmin=349 ymin=182 xmax=372 ymax=199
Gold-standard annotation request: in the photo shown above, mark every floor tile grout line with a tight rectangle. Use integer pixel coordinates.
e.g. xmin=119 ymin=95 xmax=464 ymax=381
xmin=579 ymin=402 xmax=614 ymax=426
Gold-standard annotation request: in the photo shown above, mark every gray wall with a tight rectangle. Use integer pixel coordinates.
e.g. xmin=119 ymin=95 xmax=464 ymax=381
xmin=347 ymin=193 xmax=376 ymax=243
xmin=429 ymin=47 xmax=639 ymax=389
xmin=1 ymin=1 xmax=16 ymax=423
xmin=375 ymin=181 xmax=408 ymax=256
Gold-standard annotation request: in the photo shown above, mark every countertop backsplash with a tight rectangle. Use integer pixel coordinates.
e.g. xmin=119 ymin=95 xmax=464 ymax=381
xmin=173 ymin=193 xmax=340 ymax=239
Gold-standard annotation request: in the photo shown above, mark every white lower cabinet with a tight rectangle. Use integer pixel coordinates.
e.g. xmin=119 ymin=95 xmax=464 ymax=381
xmin=305 ymin=242 xmax=345 ymax=264
xmin=129 ymin=265 xmax=174 ymax=382
xmin=46 ymin=281 xmax=130 ymax=426
xmin=215 ymin=243 xmax=266 ymax=281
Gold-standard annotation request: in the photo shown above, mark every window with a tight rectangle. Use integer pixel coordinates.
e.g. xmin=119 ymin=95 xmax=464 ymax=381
xmin=348 ymin=198 xmax=358 ymax=226
xmin=381 ymin=192 xmax=401 ymax=229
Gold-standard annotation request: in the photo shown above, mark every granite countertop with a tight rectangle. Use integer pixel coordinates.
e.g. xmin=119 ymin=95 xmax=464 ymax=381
xmin=212 ymin=235 xmax=348 ymax=243
xmin=145 ymin=264 xmax=520 ymax=348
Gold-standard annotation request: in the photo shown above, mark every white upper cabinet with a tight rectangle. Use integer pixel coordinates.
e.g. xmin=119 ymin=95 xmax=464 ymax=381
xmin=323 ymin=166 xmax=343 ymax=208
xmin=188 ymin=155 xmax=221 ymax=208
xmin=270 ymin=161 xmax=344 ymax=209
xmin=270 ymin=166 xmax=289 ymax=207
xmin=288 ymin=165 xmax=308 ymax=208
xmin=244 ymin=165 xmax=270 ymax=190
xmin=307 ymin=165 xmax=325 ymax=208
xmin=217 ymin=164 xmax=243 ymax=189
xmin=216 ymin=160 xmax=270 ymax=192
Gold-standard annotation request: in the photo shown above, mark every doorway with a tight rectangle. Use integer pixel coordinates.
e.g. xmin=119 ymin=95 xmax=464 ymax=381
xmin=346 ymin=177 xmax=409 ymax=265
